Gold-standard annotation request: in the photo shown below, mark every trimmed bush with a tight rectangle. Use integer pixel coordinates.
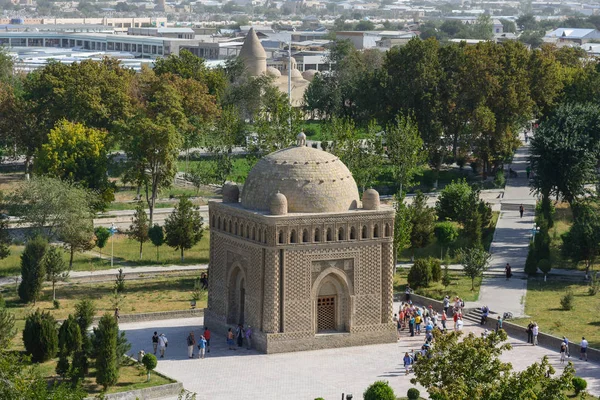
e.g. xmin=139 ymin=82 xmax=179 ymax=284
xmin=560 ymin=291 xmax=574 ymax=311
xmin=23 ymin=309 xmax=58 ymax=362
xmin=58 ymin=314 xmax=82 ymax=356
xmin=434 ymin=222 xmax=458 ymax=257
xmin=429 ymin=257 xmax=442 ymax=282
xmin=142 ymin=353 xmax=157 ymax=382
xmin=407 ymin=259 xmax=432 ymax=289
xmin=364 ymin=380 xmax=396 ymax=400
xmin=407 ymin=387 xmax=421 ymax=400
xmin=572 ymin=377 xmax=587 ymax=395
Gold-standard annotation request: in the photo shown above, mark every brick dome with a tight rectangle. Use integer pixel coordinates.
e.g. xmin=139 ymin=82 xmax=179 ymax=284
xmin=241 ymin=144 xmax=360 ymax=213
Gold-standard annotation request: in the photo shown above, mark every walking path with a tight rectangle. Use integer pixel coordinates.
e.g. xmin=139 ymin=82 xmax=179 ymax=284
xmin=121 ymin=311 xmax=600 ymax=400
xmin=476 ymin=135 xmax=536 ymax=317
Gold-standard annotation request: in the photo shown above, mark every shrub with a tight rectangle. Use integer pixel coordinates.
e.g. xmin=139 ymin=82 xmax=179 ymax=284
xmin=23 ymin=309 xmax=58 ymax=362
xmin=407 ymin=387 xmax=421 ymax=400
xmin=0 ymin=307 xmax=16 ymax=348
xmin=524 ymin=243 xmax=537 ymax=275
xmin=442 ymin=264 xmax=451 ymax=288
xmin=572 ymin=377 xmax=587 ymax=395
xmin=363 ymin=380 xmax=396 ymax=400
xmin=0 ymin=292 xmax=5 ymax=308
xmin=53 ymin=299 xmax=60 ymax=309
xmin=493 ymin=170 xmax=505 ymax=188
xmin=115 ymin=268 xmax=125 ymax=293
xmin=560 ymin=291 xmax=574 ymax=311
xmin=429 ymin=257 xmax=442 ymax=282
xmin=407 ymin=259 xmax=432 ymax=289
xmin=142 ymin=353 xmax=157 ymax=382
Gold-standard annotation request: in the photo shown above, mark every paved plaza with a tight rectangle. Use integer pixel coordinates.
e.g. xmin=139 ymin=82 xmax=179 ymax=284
xmin=121 ymin=309 xmax=600 ymax=400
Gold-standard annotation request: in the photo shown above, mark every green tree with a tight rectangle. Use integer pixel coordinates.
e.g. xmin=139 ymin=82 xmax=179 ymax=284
xmin=393 ymin=192 xmax=412 ymax=263
xmin=59 ymin=207 xmax=95 ymax=269
xmin=364 ymin=380 xmax=396 ymax=400
xmin=148 ymin=224 xmax=165 ymax=262
xmin=500 ymin=19 xmax=517 ymax=33
xmin=530 ymin=103 xmax=600 ymax=205
xmin=408 ymin=258 xmax=432 ymax=289
xmin=95 ymin=227 xmax=110 ymax=257
xmin=129 ymin=202 xmax=149 ymax=259
xmin=384 ymin=114 xmax=426 ymax=195
xmin=0 ymin=352 xmax=86 ymax=399
xmin=436 ymin=179 xmax=473 ymax=224
xmin=18 ymin=235 xmax=48 ymax=304
xmin=411 ymin=329 xmax=576 ymax=400
xmin=561 ymin=201 xmax=600 ymax=278
xmin=434 ymin=222 xmax=459 ymax=259
xmin=23 ymin=309 xmax=58 ymax=362
xmin=34 ymin=120 xmax=114 ymax=208
xmin=23 ymin=58 xmax=134 ymax=139
xmin=0 ymin=307 xmax=16 ymax=349
xmin=44 ymin=247 xmax=68 ymax=301
xmin=58 ymin=314 xmax=82 ymax=356
xmin=153 ymin=49 xmax=227 ymax=97
xmin=8 ymin=176 xmax=97 ymax=238
xmin=442 ymin=263 xmax=451 ymax=289
xmin=0 ymin=214 xmax=10 ymax=261
xmin=164 ymin=197 xmax=204 ymax=261
xmin=409 ymin=191 xmax=436 ymax=256
xmin=74 ymin=299 xmax=96 ymax=334
xmin=94 ymin=314 xmax=119 ymax=390
xmin=458 ymin=247 xmax=491 ymax=290
xmin=142 ymin=353 xmax=157 ymax=382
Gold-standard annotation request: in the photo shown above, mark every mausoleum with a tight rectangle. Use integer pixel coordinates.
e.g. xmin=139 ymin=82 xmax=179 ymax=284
xmin=204 ymin=133 xmax=397 ymax=353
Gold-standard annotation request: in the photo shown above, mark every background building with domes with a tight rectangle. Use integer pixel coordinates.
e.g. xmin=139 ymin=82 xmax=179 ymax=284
xmin=205 ymin=133 xmax=397 ymax=353
xmin=238 ymin=28 xmax=314 ymax=107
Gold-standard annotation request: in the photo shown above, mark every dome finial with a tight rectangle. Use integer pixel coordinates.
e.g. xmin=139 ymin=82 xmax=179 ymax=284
xmin=296 ymin=132 xmax=306 ymax=147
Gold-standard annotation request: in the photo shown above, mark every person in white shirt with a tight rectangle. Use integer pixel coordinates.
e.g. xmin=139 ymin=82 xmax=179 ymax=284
xmin=456 ymin=317 xmax=464 ymax=331
xmin=158 ymin=333 xmax=168 ymax=358
xmin=580 ymin=337 xmax=589 ymax=361
xmin=532 ymin=323 xmax=539 ymax=346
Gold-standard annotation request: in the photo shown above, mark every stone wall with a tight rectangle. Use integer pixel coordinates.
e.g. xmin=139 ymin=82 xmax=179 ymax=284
xmin=84 ymin=382 xmax=183 ymax=400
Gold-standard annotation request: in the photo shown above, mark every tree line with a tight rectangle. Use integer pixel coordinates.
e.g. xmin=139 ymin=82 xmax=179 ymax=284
xmin=304 ymin=38 xmax=595 ymax=182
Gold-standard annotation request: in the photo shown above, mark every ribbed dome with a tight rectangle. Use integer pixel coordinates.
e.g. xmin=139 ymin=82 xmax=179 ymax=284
xmin=241 ymin=145 xmax=360 ymax=213
xmin=302 ymin=69 xmax=318 ymax=82
xmin=290 ymin=68 xmax=304 ymax=81
xmin=266 ymin=66 xmax=281 ymax=77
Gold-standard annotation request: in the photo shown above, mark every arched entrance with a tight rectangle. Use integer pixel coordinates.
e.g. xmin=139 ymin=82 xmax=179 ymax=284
xmin=313 ymin=270 xmax=352 ymax=333
xmin=227 ymin=265 xmax=246 ymax=325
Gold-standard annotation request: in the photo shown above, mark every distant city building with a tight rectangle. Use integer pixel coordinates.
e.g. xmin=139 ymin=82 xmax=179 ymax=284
xmin=546 ymin=28 xmax=600 ymax=45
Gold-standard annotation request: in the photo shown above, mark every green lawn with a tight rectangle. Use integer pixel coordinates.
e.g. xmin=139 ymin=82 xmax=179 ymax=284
xmin=513 ymin=279 xmax=600 ymax=348
xmin=2 ymin=274 xmax=206 ymax=350
xmin=177 ymin=156 xmax=255 ymax=183
xmin=399 ymin=211 xmax=499 ymax=263
xmin=0 ymin=233 xmax=210 ymax=277
xmin=35 ymin=354 xmax=173 ymax=396
xmin=394 ymin=269 xmax=482 ymax=302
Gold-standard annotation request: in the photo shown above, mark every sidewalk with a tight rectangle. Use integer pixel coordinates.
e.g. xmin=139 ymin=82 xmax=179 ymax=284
xmin=0 ymin=264 xmax=208 ymax=287
xmin=477 ymin=135 xmax=536 ymax=316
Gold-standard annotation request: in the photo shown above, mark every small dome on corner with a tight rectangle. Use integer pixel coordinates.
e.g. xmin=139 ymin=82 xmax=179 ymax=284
xmin=222 ymin=182 xmax=240 ymax=203
xmin=266 ymin=66 xmax=281 ymax=78
xmin=270 ymin=192 xmax=288 ymax=215
xmin=362 ymin=188 xmax=380 ymax=210
xmin=302 ymin=69 xmax=318 ymax=82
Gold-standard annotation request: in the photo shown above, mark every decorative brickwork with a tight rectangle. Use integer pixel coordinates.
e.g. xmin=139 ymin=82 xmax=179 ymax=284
xmin=206 ymin=143 xmax=396 ymax=353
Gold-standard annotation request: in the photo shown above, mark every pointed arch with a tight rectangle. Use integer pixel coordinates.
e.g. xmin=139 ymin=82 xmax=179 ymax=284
xmin=326 ymin=228 xmax=333 ymax=242
xmin=338 ymin=227 xmax=345 ymax=241
xmin=314 ymin=228 xmax=321 ymax=242
xmin=362 ymin=225 xmax=368 ymax=239
xmin=290 ymin=229 xmax=297 ymax=243
xmin=350 ymin=226 xmax=356 ymax=240
xmin=373 ymin=224 xmax=380 ymax=238
xmin=302 ymin=229 xmax=309 ymax=243
xmin=385 ymin=223 xmax=391 ymax=237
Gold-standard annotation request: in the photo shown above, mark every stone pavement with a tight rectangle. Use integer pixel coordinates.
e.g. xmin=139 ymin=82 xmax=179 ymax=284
xmin=120 ymin=310 xmax=600 ymax=400
xmin=477 ymin=136 xmax=537 ymax=317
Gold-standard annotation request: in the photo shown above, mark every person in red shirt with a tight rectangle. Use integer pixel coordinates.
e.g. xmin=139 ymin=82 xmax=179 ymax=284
xmin=453 ymin=311 xmax=459 ymax=330
xmin=203 ymin=327 xmax=211 ymax=353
